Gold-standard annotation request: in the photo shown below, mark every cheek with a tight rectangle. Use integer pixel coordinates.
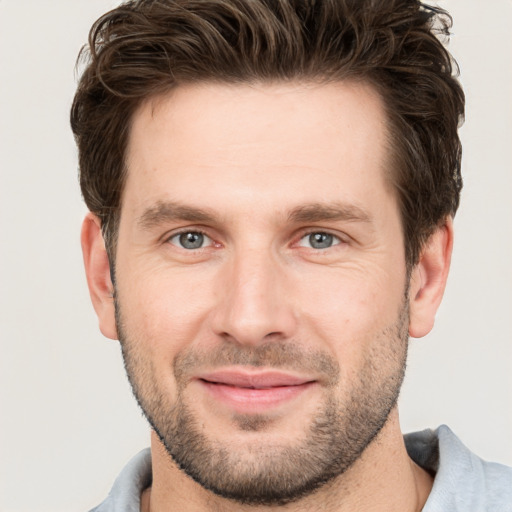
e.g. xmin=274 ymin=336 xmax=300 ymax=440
xmin=298 ymin=264 xmax=400 ymax=320
xmin=116 ymin=264 xmax=216 ymax=360
xmin=294 ymin=266 xmax=405 ymax=359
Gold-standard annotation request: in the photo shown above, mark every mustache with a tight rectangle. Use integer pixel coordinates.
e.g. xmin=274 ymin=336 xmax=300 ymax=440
xmin=173 ymin=341 xmax=340 ymax=385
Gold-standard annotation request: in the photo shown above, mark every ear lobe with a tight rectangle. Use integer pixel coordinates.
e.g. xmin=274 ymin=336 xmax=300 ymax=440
xmin=81 ymin=213 xmax=118 ymax=340
xmin=408 ymin=218 xmax=453 ymax=339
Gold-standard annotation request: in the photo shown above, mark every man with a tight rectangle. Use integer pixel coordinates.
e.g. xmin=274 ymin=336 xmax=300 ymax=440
xmin=71 ymin=0 xmax=512 ymax=510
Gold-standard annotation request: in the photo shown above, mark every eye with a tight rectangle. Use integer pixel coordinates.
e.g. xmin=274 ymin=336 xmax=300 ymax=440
xmin=298 ymin=232 xmax=341 ymax=250
xmin=168 ymin=231 xmax=213 ymax=250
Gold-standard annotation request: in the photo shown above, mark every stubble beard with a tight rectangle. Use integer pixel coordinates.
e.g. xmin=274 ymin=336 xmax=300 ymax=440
xmin=116 ymin=301 xmax=409 ymax=506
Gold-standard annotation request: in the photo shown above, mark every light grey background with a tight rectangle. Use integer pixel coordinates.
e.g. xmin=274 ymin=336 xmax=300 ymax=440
xmin=0 ymin=1 xmax=510 ymax=511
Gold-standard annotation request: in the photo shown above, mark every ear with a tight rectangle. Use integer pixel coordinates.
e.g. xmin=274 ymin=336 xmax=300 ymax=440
xmin=81 ymin=213 xmax=118 ymax=340
xmin=408 ymin=217 xmax=453 ymax=338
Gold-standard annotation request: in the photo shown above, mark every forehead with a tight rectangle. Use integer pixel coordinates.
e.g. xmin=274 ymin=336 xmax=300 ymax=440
xmin=124 ymin=81 xmax=392 ymax=219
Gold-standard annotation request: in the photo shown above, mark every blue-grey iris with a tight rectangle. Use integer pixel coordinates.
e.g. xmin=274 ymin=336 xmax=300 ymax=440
xmin=180 ymin=232 xmax=204 ymax=249
xmin=309 ymin=232 xmax=334 ymax=249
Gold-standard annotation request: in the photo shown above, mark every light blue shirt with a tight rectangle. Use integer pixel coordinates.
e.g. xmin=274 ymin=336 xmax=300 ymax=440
xmin=90 ymin=425 xmax=512 ymax=511
xmin=406 ymin=425 xmax=512 ymax=511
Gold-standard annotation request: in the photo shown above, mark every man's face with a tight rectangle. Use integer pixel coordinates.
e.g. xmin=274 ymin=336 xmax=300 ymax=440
xmin=114 ymin=82 xmax=411 ymax=504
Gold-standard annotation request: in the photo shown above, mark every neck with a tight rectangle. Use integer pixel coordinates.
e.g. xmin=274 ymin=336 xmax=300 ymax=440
xmin=142 ymin=409 xmax=433 ymax=512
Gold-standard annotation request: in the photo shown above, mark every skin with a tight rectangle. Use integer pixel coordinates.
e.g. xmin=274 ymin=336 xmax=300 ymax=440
xmin=82 ymin=81 xmax=453 ymax=511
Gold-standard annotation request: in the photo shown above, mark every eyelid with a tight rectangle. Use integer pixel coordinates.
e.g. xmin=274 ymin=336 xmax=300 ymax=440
xmin=294 ymin=228 xmax=346 ymax=247
xmin=161 ymin=226 xmax=349 ymax=250
xmin=299 ymin=233 xmax=340 ymax=249
xmin=164 ymin=227 xmax=217 ymax=249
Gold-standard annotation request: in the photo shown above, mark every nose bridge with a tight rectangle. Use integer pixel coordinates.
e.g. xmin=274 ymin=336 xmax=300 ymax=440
xmin=212 ymin=242 xmax=295 ymax=345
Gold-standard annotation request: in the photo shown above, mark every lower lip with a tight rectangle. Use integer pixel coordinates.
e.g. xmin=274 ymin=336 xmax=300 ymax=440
xmin=199 ymin=380 xmax=315 ymax=413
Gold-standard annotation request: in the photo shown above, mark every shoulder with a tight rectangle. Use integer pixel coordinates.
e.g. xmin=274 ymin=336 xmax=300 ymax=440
xmin=406 ymin=425 xmax=512 ymax=512
xmin=89 ymin=448 xmax=152 ymax=512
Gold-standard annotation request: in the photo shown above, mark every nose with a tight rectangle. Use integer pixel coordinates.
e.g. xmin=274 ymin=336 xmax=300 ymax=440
xmin=211 ymin=249 xmax=297 ymax=346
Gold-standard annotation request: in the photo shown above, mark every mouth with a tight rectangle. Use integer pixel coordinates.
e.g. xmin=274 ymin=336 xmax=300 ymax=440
xmin=196 ymin=369 xmax=317 ymax=413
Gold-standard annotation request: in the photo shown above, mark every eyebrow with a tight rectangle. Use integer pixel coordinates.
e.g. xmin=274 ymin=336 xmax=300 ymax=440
xmin=287 ymin=202 xmax=373 ymax=224
xmin=137 ymin=201 xmax=217 ymax=230
xmin=137 ymin=200 xmax=373 ymax=230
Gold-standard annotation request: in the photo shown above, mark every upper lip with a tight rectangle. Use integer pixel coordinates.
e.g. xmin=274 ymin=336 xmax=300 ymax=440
xmin=197 ymin=369 xmax=314 ymax=389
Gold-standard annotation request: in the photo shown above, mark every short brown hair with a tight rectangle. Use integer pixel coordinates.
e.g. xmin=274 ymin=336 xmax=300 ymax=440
xmin=71 ymin=0 xmax=464 ymax=266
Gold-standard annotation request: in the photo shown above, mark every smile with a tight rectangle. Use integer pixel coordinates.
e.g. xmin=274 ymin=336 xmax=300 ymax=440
xmin=196 ymin=370 xmax=317 ymax=413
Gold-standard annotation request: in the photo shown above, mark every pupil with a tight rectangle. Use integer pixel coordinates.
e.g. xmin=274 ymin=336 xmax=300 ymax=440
xmin=180 ymin=232 xmax=203 ymax=249
xmin=310 ymin=232 xmax=332 ymax=249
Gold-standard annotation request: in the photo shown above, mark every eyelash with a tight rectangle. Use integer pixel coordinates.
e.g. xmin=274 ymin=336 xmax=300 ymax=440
xmin=295 ymin=230 xmax=344 ymax=250
xmin=164 ymin=228 xmax=346 ymax=252
xmin=166 ymin=229 xmax=215 ymax=250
